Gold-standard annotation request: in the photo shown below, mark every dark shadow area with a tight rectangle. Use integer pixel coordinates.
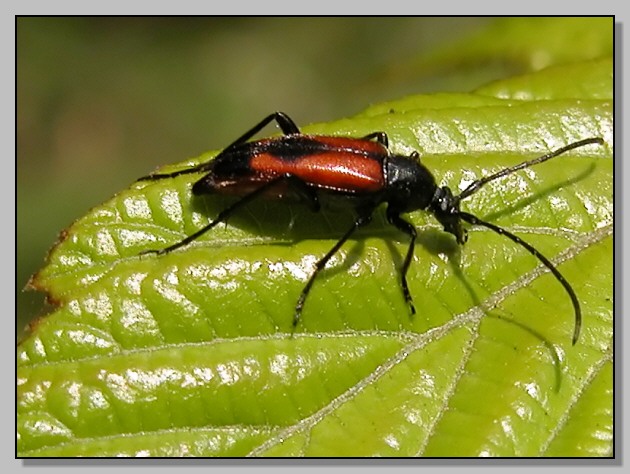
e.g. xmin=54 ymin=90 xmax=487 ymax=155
xmin=492 ymin=313 xmax=565 ymax=393
xmin=185 ymin=188 xmax=362 ymax=243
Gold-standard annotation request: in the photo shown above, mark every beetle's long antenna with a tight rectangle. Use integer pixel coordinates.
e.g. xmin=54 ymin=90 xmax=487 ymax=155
xmin=457 ymin=137 xmax=604 ymax=201
xmin=458 ymin=211 xmax=581 ymax=345
xmin=451 ymin=137 xmax=604 ymax=344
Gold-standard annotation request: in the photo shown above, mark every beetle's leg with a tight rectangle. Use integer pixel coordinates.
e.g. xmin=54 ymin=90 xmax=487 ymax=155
xmin=136 ymin=162 xmax=215 ymax=181
xmin=361 ymin=131 xmax=389 ymax=147
xmin=141 ymin=175 xmax=289 ymax=255
xmin=386 ymin=208 xmax=417 ymax=315
xmin=138 ymin=112 xmax=301 ymax=182
xmin=223 ymin=112 xmax=300 ymax=153
xmin=293 ymin=211 xmax=374 ymax=328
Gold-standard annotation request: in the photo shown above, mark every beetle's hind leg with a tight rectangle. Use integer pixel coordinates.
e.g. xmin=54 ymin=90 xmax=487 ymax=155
xmin=137 ymin=161 xmax=215 ymax=182
xmin=138 ymin=112 xmax=301 ymax=182
xmin=361 ymin=132 xmax=389 ymax=147
xmin=222 ymin=112 xmax=301 ymax=153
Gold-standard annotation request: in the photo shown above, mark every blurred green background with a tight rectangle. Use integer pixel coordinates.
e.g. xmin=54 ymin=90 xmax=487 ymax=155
xmin=17 ymin=17 xmax=611 ymax=337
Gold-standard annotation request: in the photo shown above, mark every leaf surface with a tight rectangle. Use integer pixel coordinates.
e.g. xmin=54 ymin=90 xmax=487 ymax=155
xmin=19 ymin=59 xmax=612 ymax=457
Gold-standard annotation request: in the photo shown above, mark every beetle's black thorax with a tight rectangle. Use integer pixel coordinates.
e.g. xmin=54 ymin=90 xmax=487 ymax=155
xmin=383 ymin=154 xmax=438 ymax=212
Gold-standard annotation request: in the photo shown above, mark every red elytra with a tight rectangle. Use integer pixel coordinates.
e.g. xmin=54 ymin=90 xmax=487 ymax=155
xmin=249 ymin=137 xmax=386 ymax=193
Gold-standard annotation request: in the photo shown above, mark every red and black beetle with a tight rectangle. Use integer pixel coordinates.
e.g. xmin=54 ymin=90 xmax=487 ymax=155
xmin=139 ymin=112 xmax=604 ymax=344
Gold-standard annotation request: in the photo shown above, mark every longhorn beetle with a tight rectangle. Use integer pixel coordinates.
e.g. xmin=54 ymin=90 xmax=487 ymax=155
xmin=138 ymin=112 xmax=604 ymax=344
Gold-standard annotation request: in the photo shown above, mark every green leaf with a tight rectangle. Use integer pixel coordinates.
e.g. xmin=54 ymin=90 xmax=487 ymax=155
xmin=476 ymin=57 xmax=613 ymax=101
xmin=412 ymin=17 xmax=613 ymax=73
xmin=19 ymin=58 xmax=612 ymax=457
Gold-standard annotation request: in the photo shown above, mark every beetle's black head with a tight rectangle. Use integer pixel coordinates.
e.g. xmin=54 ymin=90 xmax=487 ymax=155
xmin=429 ymin=186 xmax=467 ymax=245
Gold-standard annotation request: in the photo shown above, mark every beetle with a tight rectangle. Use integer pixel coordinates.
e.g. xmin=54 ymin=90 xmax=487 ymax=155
xmin=138 ymin=111 xmax=604 ymax=344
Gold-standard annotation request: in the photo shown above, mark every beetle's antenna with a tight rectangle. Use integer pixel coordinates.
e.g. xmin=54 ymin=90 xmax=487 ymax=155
xmin=457 ymin=137 xmax=604 ymax=201
xmin=451 ymin=137 xmax=604 ymax=344
xmin=458 ymin=211 xmax=581 ymax=345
